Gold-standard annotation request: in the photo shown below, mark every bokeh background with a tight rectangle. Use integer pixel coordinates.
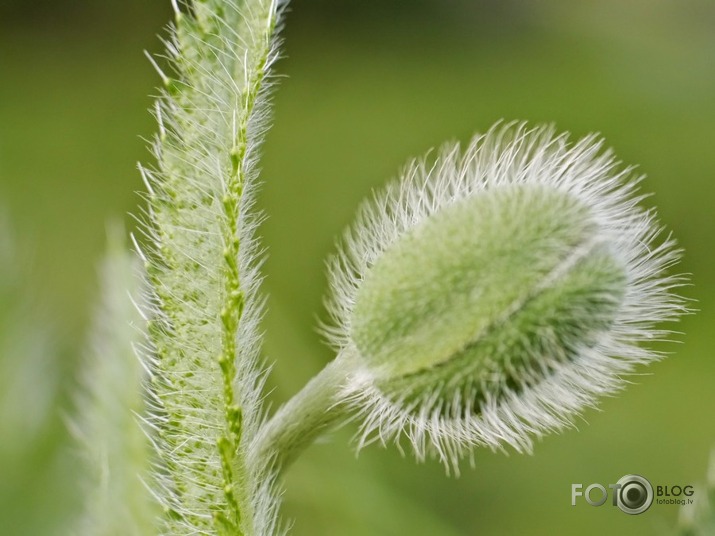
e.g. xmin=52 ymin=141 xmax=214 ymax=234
xmin=1 ymin=0 xmax=714 ymax=534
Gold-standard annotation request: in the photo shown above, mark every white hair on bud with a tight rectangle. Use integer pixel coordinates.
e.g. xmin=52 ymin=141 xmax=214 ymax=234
xmin=324 ymin=122 xmax=687 ymax=472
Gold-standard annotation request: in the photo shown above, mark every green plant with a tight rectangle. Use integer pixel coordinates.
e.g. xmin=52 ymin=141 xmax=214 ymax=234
xmin=0 ymin=1 xmax=693 ymax=535
xmin=130 ymin=1 xmax=687 ymax=532
xmin=72 ymin=227 xmax=155 ymax=535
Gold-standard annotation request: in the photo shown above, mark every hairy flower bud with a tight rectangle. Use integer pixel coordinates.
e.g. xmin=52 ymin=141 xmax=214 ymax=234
xmin=324 ymin=123 xmax=685 ymax=469
xmin=352 ymin=183 xmax=626 ymax=404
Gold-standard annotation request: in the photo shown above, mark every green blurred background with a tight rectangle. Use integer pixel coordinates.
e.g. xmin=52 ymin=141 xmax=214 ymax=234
xmin=1 ymin=0 xmax=714 ymax=534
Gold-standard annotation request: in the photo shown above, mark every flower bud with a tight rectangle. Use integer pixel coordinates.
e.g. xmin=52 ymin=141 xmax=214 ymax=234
xmin=324 ymin=123 xmax=685 ymax=469
xmin=351 ymin=183 xmax=626 ymax=407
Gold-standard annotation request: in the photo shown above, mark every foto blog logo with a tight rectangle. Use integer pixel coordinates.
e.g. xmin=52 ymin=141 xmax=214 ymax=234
xmin=571 ymin=474 xmax=653 ymax=515
xmin=571 ymin=474 xmax=695 ymax=515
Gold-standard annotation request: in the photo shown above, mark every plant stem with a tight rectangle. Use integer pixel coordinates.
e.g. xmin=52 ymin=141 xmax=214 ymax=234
xmin=251 ymin=351 xmax=358 ymax=473
xmin=142 ymin=1 xmax=284 ymax=533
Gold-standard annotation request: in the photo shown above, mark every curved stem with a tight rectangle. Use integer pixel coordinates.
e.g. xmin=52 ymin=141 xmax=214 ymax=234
xmin=251 ymin=350 xmax=359 ymax=474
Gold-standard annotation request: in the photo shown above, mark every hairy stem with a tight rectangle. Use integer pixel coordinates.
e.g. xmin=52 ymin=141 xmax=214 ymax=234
xmin=75 ymin=229 xmax=155 ymax=536
xmin=251 ymin=351 xmax=357 ymax=474
xmin=142 ymin=1 xmax=284 ymax=534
